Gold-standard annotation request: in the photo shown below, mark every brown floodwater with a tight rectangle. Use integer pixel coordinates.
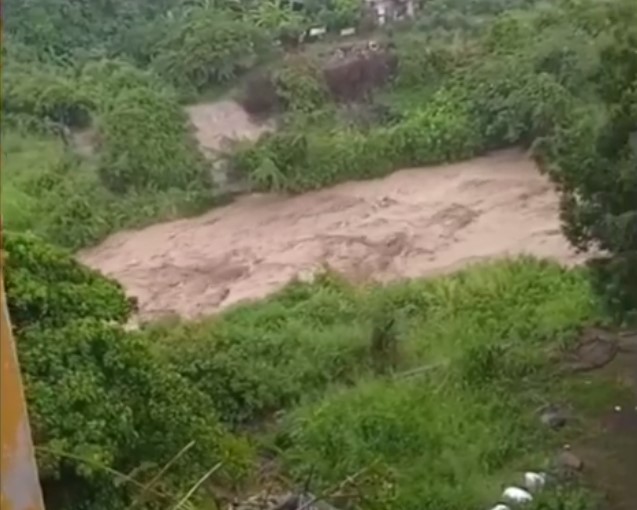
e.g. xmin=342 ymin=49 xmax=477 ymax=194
xmin=79 ymin=149 xmax=581 ymax=320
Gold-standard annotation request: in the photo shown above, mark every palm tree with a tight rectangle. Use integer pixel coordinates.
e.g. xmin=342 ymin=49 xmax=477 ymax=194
xmin=250 ymin=0 xmax=303 ymax=30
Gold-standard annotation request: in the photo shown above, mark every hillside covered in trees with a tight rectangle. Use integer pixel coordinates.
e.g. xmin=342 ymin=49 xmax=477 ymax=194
xmin=1 ymin=0 xmax=636 ymax=508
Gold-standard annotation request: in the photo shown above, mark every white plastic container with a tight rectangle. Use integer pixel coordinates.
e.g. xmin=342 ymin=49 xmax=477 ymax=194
xmin=502 ymin=486 xmax=533 ymax=504
xmin=523 ymin=471 xmax=547 ymax=492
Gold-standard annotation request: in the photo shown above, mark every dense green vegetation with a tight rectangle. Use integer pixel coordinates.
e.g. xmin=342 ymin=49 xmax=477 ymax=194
xmin=233 ymin=0 xmax=637 ymax=313
xmin=3 ymin=232 xmax=253 ymax=509
xmin=4 ymin=230 xmax=616 ymax=509
xmin=1 ymin=0 xmax=339 ymax=249
xmin=2 ymin=0 xmax=636 ymax=508
xmin=1 ymin=56 xmax=214 ymax=249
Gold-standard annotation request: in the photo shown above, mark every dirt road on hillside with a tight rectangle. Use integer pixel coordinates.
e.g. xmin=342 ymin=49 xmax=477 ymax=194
xmin=79 ymin=149 xmax=582 ymax=320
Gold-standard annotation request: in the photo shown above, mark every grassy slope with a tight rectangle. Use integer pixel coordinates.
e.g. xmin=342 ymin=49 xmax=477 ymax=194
xmin=1 ymin=130 xmax=66 ymax=231
xmin=0 ymin=126 xmax=214 ymax=250
xmin=148 ymin=257 xmax=628 ymax=509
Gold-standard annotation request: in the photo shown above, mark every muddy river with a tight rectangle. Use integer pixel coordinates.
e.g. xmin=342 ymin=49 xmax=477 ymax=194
xmin=78 ymin=149 xmax=583 ymax=320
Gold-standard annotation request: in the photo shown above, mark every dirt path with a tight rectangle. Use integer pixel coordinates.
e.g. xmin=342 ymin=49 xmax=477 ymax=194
xmin=79 ymin=149 xmax=582 ymax=320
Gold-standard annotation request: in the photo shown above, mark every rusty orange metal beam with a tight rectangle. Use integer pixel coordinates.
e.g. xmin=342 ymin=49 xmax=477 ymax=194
xmin=1 ymin=269 xmax=45 ymax=509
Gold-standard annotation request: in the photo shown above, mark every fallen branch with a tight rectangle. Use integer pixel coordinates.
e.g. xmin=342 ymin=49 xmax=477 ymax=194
xmin=171 ymin=462 xmax=223 ymax=510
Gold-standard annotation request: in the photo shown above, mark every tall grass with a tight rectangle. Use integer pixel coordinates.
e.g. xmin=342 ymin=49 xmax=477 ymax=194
xmin=272 ymin=260 xmax=601 ymax=509
xmin=1 ymin=128 xmax=214 ymax=249
xmin=148 ymin=257 xmax=604 ymax=508
xmin=152 ymin=258 xmax=599 ymax=419
xmin=1 ymin=130 xmax=65 ymax=232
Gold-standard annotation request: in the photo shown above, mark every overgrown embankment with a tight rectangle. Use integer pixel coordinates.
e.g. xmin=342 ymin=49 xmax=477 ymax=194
xmin=7 ymin=229 xmax=630 ymax=510
xmin=1 ymin=60 xmax=213 ymax=250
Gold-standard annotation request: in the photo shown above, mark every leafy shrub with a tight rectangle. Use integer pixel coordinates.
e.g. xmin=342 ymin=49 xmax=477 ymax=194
xmin=2 ymin=62 xmax=93 ymax=128
xmin=386 ymin=88 xmax=483 ymax=164
xmin=152 ymin=9 xmax=271 ymax=94
xmin=482 ymin=11 xmax=535 ymax=54
xmin=274 ymin=56 xmax=329 ymax=113
xmin=3 ymin=232 xmax=252 ymax=510
xmin=316 ymin=0 xmax=362 ymax=31
xmin=23 ymin=159 xmax=121 ymax=249
xmin=79 ymin=59 xmax=170 ymax=110
xmin=149 ymin=273 xmax=369 ymax=425
xmin=588 ymin=254 xmax=637 ymax=323
xmin=415 ymin=0 xmax=538 ymax=33
xmin=96 ymin=86 xmax=209 ymax=193
xmin=236 ymin=88 xmax=483 ymax=191
xmin=2 ymin=232 xmax=131 ymax=330
xmin=110 ymin=15 xmax=178 ymax=67
xmin=1 ymin=124 xmax=214 ymax=250
xmin=22 ymin=319 xmax=251 ymax=510
xmin=535 ymin=99 xmax=637 ymax=316
xmin=3 ymin=0 xmax=178 ymax=60
xmin=526 ymin=26 xmax=602 ymax=93
xmin=394 ymin=34 xmax=466 ymax=89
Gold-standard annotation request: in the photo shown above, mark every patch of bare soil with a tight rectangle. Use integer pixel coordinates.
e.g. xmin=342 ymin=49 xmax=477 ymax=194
xmin=79 ymin=149 xmax=583 ymax=320
xmin=186 ymin=100 xmax=274 ymax=156
xmin=70 ymin=127 xmax=99 ymax=160
xmin=186 ymin=99 xmax=275 ymax=195
xmin=569 ymin=331 xmax=637 ymax=510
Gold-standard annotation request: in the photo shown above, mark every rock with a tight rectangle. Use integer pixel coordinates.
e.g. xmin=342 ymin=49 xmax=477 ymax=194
xmin=272 ymin=494 xmax=300 ymax=510
xmin=556 ymin=451 xmax=584 ymax=471
xmin=502 ymin=487 xmax=533 ymax=504
xmin=540 ymin=405 xmax=568 ymax=429
xmin=523 ymin=471 xmax=547 ymax=492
